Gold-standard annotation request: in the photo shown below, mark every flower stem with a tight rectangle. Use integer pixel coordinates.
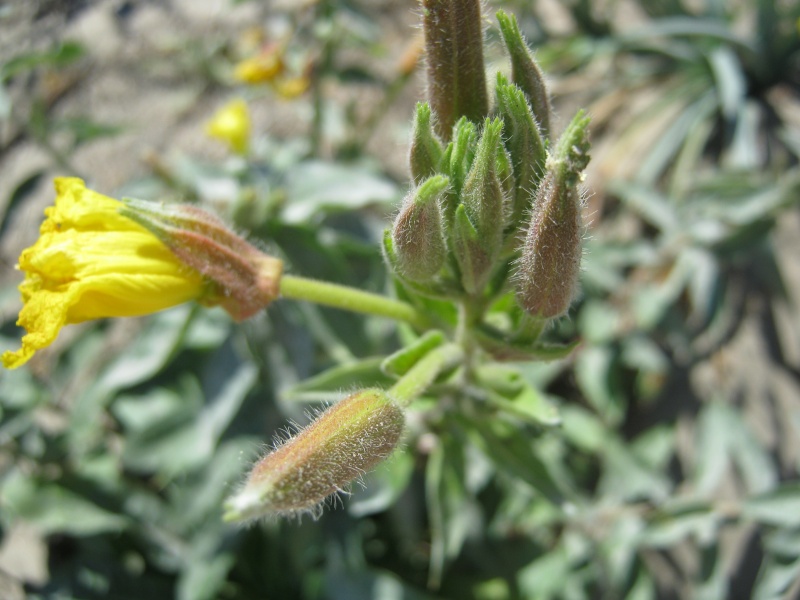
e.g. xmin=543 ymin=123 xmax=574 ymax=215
xmin=389 ymin=343 xmax=464 ymax=407
xmin=279 ymin=275 xmax=428 ymax=329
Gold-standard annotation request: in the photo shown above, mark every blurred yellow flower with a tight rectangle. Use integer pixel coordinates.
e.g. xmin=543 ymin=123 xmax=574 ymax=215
xmin=2 ymin=178 xmax=207 ymax=369
xmin=233 ymin=43 xmax=311 ymax=100
xmin=234 ymin=44 xmax=285 ymax=84
xmin=272 ymin=75 xmax=310 ymax=99
xmin=205 ymin=99 xmax=251 ymax=154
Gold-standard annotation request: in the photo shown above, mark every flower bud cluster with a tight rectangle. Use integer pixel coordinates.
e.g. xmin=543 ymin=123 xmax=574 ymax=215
xmin=386 ymin=8 xmax=591 ymax=329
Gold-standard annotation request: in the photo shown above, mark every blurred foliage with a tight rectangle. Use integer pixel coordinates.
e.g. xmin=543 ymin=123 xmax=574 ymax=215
xmin=1 ymin=1 xmax=800 ymax=599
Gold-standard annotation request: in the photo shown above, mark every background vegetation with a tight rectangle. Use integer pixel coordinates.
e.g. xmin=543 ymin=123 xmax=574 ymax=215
xmin=1 ymin=0 xmax=799 ymax=598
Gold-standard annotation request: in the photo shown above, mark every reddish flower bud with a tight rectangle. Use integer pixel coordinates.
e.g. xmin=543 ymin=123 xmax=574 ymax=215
xmin=224 ymin=389 xmax=405 ymax=520
xmin=422 ymin=0 xmax=489 ymax=141
xmin=496 ymin=10 xmax=553 ymax=139
xmin=515 ymin=111 xmax=590 ymax=319
xmin=119 ymin=199 xmax=283 ymax=321
xmin=391 ymin=175 xmax=449 ymax=282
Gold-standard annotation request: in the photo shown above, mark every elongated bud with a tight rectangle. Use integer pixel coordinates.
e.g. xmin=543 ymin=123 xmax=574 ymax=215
xmin=391 ymin=175 xmax=449 ymax=282
xmin=496 ymin=10 xmax=552 ymax=140
xmin=448 ymin=117 xmax=478 ymax=193
xmin=495 ymin=73 xmax=547 ymax=229
xmin=120 ymin=199 xmax=283 ymax=321
xmin=409 ymin=102 xmax=444 ymax=184
xmin=440 ymin=117 xmax=478 ymax=224
xmin=422 ymin=0 xmax=489 ymax=141
xmin=461 ymin=118 xmax=505 ymax=255
xmin=224 ymin=389 xmax=405 ymax=520
xmin=515 ymin=111 xmax=591 ymax=318
xmin=452 ymin=204 xmax=492 ymax=294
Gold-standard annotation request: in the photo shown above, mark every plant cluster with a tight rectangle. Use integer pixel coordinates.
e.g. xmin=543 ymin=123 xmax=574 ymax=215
xmin=0 ymin=1 xmax=799 ymax=599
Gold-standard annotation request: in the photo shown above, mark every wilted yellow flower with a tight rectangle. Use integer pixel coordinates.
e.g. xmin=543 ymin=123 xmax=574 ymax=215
xmin=205 ymin=99 xmax=251 ymax=155
xmin=2 ymin=178 xmax=208 ymax=369
xmin=3 ymin=178 xmax=285 ymax=369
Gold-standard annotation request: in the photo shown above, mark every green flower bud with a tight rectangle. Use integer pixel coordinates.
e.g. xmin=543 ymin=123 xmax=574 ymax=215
xmin=452 ymin=203 xmax=492 ymax=294
xmin=496 ymin=10 xmax=552 ymax=139
xmin=515 ymin=111 xmax=591 ymax=319
xmin=409 ymin=102 xmax=444 ymax=185
xmin=495 ymin=73 xmax=547 ymax=229
xmin=224 ymin=389 xmax=405 ymax=521
xmin=461 ymin=118 xmax=505 ymax=256
xmin=440 ymin=118 xmax=478 ymax=224
xmin=422 ymin=0 xmax=489 ymax=141
xmin=391 ymin=175 xmax=449 ymax=282
xmin=448 ymin=117 xmax=478 ymax=194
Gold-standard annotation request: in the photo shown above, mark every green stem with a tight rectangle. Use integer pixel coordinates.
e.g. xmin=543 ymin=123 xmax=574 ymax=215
xmin=389 ymin=343 xmax=464 ymax=407
xmin=279 ymin=275 xmax=428 ymax=329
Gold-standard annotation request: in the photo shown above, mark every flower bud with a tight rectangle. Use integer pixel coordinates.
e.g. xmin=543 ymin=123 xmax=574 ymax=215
xmin=515 ymin=111 xmax=591 ymax=319
xmin=409 ymin=102 xmax=444 ymax=185
xmin=452 ymin=203 xmax=492 ymax=294
xmin=496 ymin=10 xmax=552 ymax=139
xmin=119 ymin=199 xmax=283 ymax=321
xmin=495 ymin=73 xmax=547 ymax=229
xmin=422 ymin=0 xmax=488 ymax=141
xmin=439 ymin=117 xmax=477 ymax=224
xmin=461 ymin=118 xmax=506 ymax=255
xmin=224 ymin=389 xmax=405 ymax=520
xmin=391 ymin=175 xmax=449 ymax=282
xmin=447 ymin=118 xmax=478 ymax=194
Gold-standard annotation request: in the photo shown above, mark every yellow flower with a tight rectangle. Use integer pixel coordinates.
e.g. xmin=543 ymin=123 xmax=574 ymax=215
xmin=233 ymin=45 xmax=285 ymax=84
xmin=205 ymin=99 xmax=251 ymax=155
xmin=272 ymin=75 xmax=310 ymax=99
xmin=2 ymin=177 xmax=208 ymax=369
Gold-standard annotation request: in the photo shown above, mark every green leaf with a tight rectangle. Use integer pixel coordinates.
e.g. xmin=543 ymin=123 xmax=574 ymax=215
xmin=641 ymin=502 xmax=720 ymax=547
xmin=56 ymin=117 xmax=125 ymax=147
xmin=574 ymin=345 xmax=625 ymax=426
xmin=425 ymin=431 xmax=476 ymax=588
xmin=743 ymin=484 xmax=800 ymax=528
xmin=1 ymin=470 xmax=129 ymax=536
xmin=282 ymin=161 xmax=398 ymax=223
xmin=118 ymin=362 xmax=257 ymax=476
xmin=478 ymin=364 xmax=561 ymax=427
xmin=283 ymin=357 xmax=393 ymax=403
xmin=1 ymin=41 xmax=86 ymax=81
xmin=348 ymin=451 xmax=414 ymax=517
xmin=381 ymin=330 xmax=445 ymax=377
xmin=464 ymin=415 xmax=567 ymax=506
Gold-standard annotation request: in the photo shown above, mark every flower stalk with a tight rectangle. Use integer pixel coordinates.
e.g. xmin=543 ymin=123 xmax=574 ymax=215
xmin=278 ymin=275 xmax=429 ymax=329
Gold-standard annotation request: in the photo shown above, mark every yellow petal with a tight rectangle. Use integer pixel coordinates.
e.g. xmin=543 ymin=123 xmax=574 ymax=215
xmin=2 ymin=285 xmax=77 ymax=369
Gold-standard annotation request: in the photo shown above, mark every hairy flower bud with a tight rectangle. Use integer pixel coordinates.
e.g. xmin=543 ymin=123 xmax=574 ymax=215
xmin=224 ymin=389 xmax=405 ymax=520
xmin=391 ymin=175 xmax=449 ymax=282
xmin=495 ymin=73 xmax=547 ymax=229
xmin=496 ymin=10 xmax=552 ymax=140
xmin=461 ymin=118 xmax=506 ymax=253
xmin=422 ymin=0 xmax=488 ymax=141
xmin=409 ymin=102 xmax=444 ymax=184
xmin=452 ymin=204 xmax=492 ymax=295
xmin=120 ymin=199 xmax=283 ymax=321
xmin=515 ymin=111 xmax=591 ymax=318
